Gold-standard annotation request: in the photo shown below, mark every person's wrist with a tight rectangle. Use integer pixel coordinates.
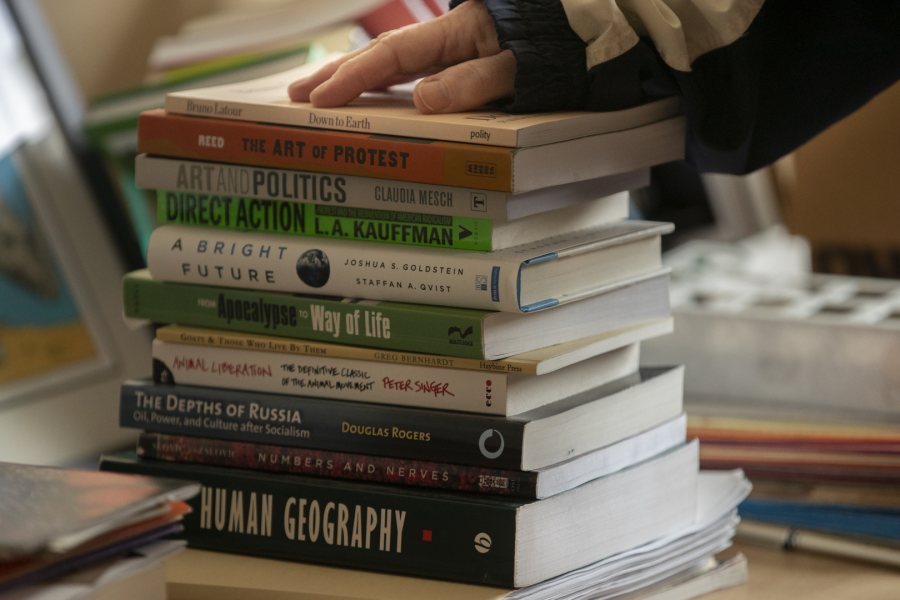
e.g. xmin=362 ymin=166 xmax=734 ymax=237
xmin=472 ymin=0 xmax=588 ymax=112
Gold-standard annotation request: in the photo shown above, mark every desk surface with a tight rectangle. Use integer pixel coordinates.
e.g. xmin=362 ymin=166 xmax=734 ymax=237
xmin=165 ymin=541 xmax=900 ymax=599
xmin=705 ymin=543 xmax=900 ymax=600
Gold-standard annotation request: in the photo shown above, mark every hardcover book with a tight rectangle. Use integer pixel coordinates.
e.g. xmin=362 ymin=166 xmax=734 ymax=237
xmin=120 ymin=367 xmax=685 ymax=471
xmin=136 ymin=109 xmax=683 ymax=193
xmin=135 ymin=154 xmax=649 ymax=222
xmin=151 ymin=336 xmax=641 ymax=415
xmin=163 ymin=58 xmax=682 ymax=147
xmin=122 ymin=268 xmax=671 ymax=359
xmin=135 ymin=413 xmax=687 ymax=499
xmin=99 ymin=442 xmax=700 ymax=588
xmin=145 ymin=220 xmax=672 ymax=312
xmin=154 ymin=189 xmax=630 ymax=251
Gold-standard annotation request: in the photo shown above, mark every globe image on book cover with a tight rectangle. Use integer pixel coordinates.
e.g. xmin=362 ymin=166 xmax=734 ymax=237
xmin=296 ymin=248 xmax=330 ymax=287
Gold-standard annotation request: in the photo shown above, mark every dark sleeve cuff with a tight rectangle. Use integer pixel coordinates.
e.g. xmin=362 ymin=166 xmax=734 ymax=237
xmin=452 ymin=0 xmax=588 ymax=112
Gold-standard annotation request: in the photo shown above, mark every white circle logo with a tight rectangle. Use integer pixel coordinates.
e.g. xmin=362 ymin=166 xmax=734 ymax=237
xmin=478 ymin=429 xmax=505 ymax=459
xmin=474 ymin=532 xmax=492 ymax=554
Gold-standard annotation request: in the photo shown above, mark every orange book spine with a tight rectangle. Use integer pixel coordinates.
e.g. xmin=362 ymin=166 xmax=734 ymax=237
xmin=137 ymin=109 xmax=515 ymax=191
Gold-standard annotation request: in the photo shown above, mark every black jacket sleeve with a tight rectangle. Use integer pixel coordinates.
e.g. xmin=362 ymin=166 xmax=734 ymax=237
xmin=452 ymin=0 xmax=900 ymax=175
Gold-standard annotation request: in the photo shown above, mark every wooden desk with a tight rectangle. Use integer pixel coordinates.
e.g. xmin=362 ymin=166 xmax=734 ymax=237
xmin=704 ymin=543 xmax=900 ymax=600
xmin=165 ymin=541 xmax=900 ymax=599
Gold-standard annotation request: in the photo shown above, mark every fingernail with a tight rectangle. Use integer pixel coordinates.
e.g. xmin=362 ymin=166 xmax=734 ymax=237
xmin=288 ymin=81 xmax=308 ymax=101
xmin=287 ymin=87 xmax=300 ymax=101
xmin=416 ymin=80 xmax=451 ymax=112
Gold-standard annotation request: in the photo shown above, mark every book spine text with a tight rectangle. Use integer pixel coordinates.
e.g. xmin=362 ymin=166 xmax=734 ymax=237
xmin=152 ymin=339 xmax=511 ymax=414
xmin=122 ymin=274 xmax=491 ymax=358
xmin=156 ymin=326 xmax=533 ymax=374
xmin=135 ymin=155 xmax=514 ymax=220
xmin=100 ymin=456 xmax=519 ymax=586
xmin=138 ymin=111 xmax=517 ymax=191
xmin=146 ymin=225 xmax=523 ymax=311
xmin=166 ymin=95 xmax=524 ymax=146
xmin=156 ymin=190 xmax=497 ymax=251
xmin=138 ymin=432 xmax=539 ymax=497
xmin=120 ymin=380 xmax=528 ymax=469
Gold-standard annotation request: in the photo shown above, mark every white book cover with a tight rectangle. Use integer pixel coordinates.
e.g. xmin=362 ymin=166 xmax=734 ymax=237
xmin=134 ymin=154 xmax=649 ymax=222
xmin=146 ymin=220 xmax=671 ymax=312
xmin=151 ymin=339 xmax=640 ymax=416
xmin=165 ymin=57 xmax=683 ymax=147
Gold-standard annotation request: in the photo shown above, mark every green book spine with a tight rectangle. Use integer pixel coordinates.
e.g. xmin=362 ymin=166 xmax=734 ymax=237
xmin=157 ymin=190 xmax=495 ymax=251
xmin=100 ymin=453 xmax=519 ymax=586
xmin=123 ymin=270 xmax=490 ymax=358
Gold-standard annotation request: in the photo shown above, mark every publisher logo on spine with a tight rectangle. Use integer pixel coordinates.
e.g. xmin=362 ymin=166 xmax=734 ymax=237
xmin=474 ymin=532 xmax=492 ymax=554
xmin=447 ymin=325 xmax=474 ymax=347
xmin=465 ymin=161 xmax=496 ymax=178
xmin=478 ymin=429 xmax=505 ymax=460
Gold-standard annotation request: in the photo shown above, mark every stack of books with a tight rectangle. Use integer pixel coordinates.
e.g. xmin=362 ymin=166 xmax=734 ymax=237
xmin=101 ymin=58 xmax=750 ymax=597
xmin=0 ymin=461 xmax=198 ymax=600
xmin=644 ymin=229 xmax=900 ymax=567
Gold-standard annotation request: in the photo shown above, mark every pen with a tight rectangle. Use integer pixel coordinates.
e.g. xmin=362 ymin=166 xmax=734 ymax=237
xmin=737 ymin=520 xmax=900 ymax=569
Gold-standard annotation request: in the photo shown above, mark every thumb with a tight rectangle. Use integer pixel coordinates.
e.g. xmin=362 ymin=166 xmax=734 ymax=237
xmin=413 ymin=50 xmax=516 ymax=114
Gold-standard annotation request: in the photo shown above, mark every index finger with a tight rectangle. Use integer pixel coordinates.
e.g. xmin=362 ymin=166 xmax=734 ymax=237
xmin=289 ymin=2 xmax=499 ymax=107
xmin=286 ymin=26 xmax=414 ymax=103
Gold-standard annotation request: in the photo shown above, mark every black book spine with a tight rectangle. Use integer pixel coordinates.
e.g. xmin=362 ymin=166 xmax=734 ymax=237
xmin=100 ymin=454 xmax=519 ymax=586
xmin=120 ymin=380 xmax=527 ymax=469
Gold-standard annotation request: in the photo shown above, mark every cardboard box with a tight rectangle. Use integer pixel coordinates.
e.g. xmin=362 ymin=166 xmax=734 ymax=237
xmin=777 ymin=82 xmax=900 ymax=277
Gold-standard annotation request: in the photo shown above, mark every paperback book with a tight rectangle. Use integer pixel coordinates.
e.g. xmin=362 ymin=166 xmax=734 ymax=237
xmin=4 ymin=540 xmax=183 ymax=600
xmin=135 ymin=413 xmax=687 ymax=499
xmin=121 ymin=367 xmax=684 ymax=471
xmin=162 ymin=469 xmax=750 ymax=600
xmin=145 ymin=220 xmax=672 ymax=312
xmin=99 ymin=442 xmax=700 ymax=588
xmin=154 ymin=189 xmax=629 ymax=251
xmin=151 ymin=337 xmax=641 ymax=415
xmin=136 ymin=109 xmax=683 ymax=193
xmin=163 ymin=58 xmax=683 ymax=147
xmin=154 ymin=319 xmax=672 ymax=376
xmin=135 ymin=154 xmax=649 ymax=221
xmin=0 ymin=462 xmax=198 ymax=560
xmin=122 ymin=268 xmax=672 ymax=359
xmin=0 ymin=462 xmax=198 ymax=594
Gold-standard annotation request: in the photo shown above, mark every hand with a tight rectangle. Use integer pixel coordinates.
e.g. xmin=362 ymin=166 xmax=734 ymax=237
xmin=287 ymin=1 xmax=515 ymax=113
